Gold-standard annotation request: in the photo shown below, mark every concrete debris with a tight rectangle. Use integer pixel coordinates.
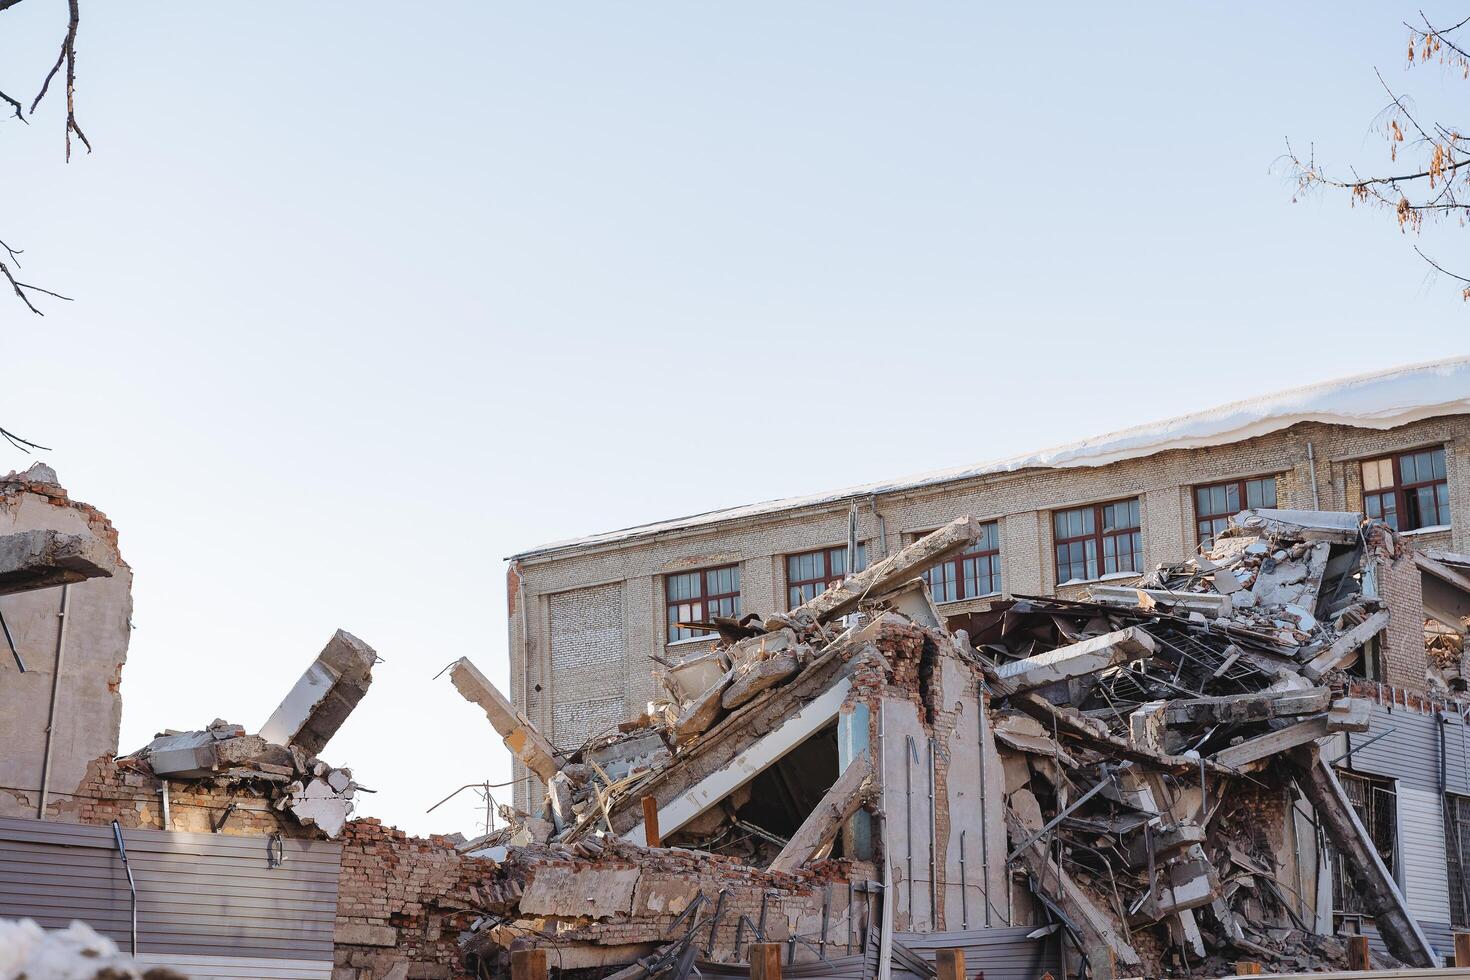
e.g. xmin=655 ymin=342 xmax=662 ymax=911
xmin=258 ymin=628 xmax=377 ymax=755
xmin=124 ymin=629 xmax=376 ymax=839
xmin=449 ymin=656 xmax=563 ymax=783
xmin=434 ymin=512 xmax=1451 ymax=977
xmin=0 ymin=527 xmax=114 ymax=597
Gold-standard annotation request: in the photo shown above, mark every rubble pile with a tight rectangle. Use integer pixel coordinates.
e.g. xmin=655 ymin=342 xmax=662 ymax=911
xmin=962 ymin=508 xmax=1419 ymax=975
xmin=129 ymin=718 xmax=363 ymax=837
xmin=445 ymin=510 xmax=1444 ymax=978
xmin=119 ymin=629 xmax=378 ymax=838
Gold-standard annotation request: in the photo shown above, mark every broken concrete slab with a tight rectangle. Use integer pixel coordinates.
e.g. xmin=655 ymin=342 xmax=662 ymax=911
xmin=1088 ymin=586 xmax=1233 ymax=618
xmin=767 ymin=757 xmax=874 ymax=873
xmin=792 ymin=515 xmax=980 ymax=623
xmin=1302 ymin=610 xmax=1391 ymax=679
xmin=288 ymin=776 xmax=353 ymax=838
xmin=518 ymin=864 xmax=639 ymax=919
xmin=994 ymin=627 xmax=1157 ymax=691
xmin=449 ymin=656 xmax=561 ymax=782
xmin=1234 ymin=509 xmax=1363 ymax=543
xmin=721 ymin=653 xmax=799 ymax=709
xmin=0 ymin=528 xmax=113 ymax=597
xmin=259 ymin=629 xmax=377 ymax=755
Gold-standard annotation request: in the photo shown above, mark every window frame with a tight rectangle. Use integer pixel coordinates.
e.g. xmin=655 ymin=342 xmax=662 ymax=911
xmin=785 ymin=543 xmax=866 ymax=609
xmin=1194 ymin=475 xmax=1279 ymax=547
xmin=1053 ymin=498 xmax=1142 ymax=586
xmin=920 ymin=521 xmax=1002 ymax=603
xmin=665 ymin=564 xmax=742 ymax=643
xmin=1361 ymin=446 xmax=1451 ymax=533
xmin=1331 ymin=771 xmax=1398 ymax=916
xmin=1446 ymin=793 xmax=1470 ymax=928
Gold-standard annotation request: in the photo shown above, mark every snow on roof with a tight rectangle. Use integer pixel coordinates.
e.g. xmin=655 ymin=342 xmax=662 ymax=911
xmin=513 ymin=355 xmax=1470 ymax=560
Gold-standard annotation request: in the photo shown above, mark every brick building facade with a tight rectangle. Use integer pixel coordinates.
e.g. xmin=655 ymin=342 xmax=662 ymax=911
xmin=505 ymin=360 xmax=1470 ymax=809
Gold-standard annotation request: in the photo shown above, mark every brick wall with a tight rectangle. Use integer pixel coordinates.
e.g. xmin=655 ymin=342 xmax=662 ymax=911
xmin=43 ymin=754 xmax=306 ymax=837
xmin=507 ymin=416 xmax=1470 ymax=808
xmin=333 ymin=819 xmax=500 ymax=980
xmin=1379 ymin=550 xmax=1430 ymax=691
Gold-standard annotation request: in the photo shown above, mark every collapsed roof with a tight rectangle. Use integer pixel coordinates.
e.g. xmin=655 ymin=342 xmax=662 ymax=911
xmin=457 ymin=511 xmax=1445 ymax=977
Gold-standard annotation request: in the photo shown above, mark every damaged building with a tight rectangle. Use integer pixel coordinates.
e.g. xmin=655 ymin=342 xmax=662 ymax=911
xmin=448 ymin=505 xmax=1470 ymax=977
xmin=10 ymin=358 xmax=1470 ymax=978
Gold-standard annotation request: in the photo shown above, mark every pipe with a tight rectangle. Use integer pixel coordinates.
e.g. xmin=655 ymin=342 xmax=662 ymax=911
xmin=1308 ymin=441 xmax=1321 ymax=509
xmin=905 ymin=735 xmax=916 ymax=927
xmin=111 ymin=820 xmax=137 ymax=956
xmin=36 ymin=584 xmax=71 ymax=820
xmin=0 ymin=605 xmax=24 ymax=672
xmin=958 ymin=830 xmax=968 ymax=928
xmin=927 ymin=737 xmax=938 ymax=929
xmin=977 ymin=696 xmax=993 ymax=925
xmin=158 ymin=780 xmax=170 ymax=831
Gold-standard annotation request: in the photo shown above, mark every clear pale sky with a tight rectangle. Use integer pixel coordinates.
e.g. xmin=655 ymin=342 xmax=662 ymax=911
xmin=3 ymin=2 xmax=1469 ymax=836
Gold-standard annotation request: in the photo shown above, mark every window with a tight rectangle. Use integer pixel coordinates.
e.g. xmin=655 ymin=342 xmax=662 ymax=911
xmin=665 ymin=565 xmax=741 ymax=642
xmin=786 ymin=544 xmax=867 ymax=608
xmin=1195 ymin=476 xmax=1278 ymax=547
xmin=1362 ymin=447 xmax=1450 ymax=532
xmin=921 ymin=521 xmax=1001 ymax=602
xmin=1331 ymin=772 xmax=1397 ymax=915
xmin=1445 ymin=794 xmax=1470 ymax=928
xmin=1054 ymin=499 xmax=1141 ymax=585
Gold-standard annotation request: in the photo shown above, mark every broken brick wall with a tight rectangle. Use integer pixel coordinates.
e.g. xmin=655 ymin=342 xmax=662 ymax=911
xmin=466 ymin=839 xmax=852 ymax=974
xmin=334 ymin=818 xmax=499 ymax=980
xmin=1378 ymin=550 xmax=1431 ymax=691
xmin=44 ymin=754 xmax=307 ymax=838
xmin=857 ymin=619 xmax=1004 ymax=932
xmin=0 ymin=469 xmax=132 ymax=821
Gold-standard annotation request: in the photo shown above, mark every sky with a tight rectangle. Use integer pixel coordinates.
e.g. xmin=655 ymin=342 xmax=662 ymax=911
xmin=2 ymin=1 xmax=1469 ymax=837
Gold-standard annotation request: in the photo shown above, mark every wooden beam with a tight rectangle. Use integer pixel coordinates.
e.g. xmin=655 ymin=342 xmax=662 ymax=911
xmin=1347 ymin=935 xmax=1371 ymax=971
xmin=1454 ymin=931 xmax=1470 ymax=968
xmin=794 ymin=516 xmax=979 ymax=623
xmin=641 ymin=795 xmax=661 ymax=848
xmin=1287 ymin=746 xmax=1436 ymax=967
xmin=1304 ymin=610 xmax=1391 ymax=680
xmin=767 ymin=759 xmax=874 ymax=873
xmin=1212 ymin=716 xmax=1331 ymax=770
xmin=935 ymin=948 xmax=965 ymax=980
xmin=511 ymin=948 xmax=548 ymax=980
xmin=1235 ymin=962 xmax=1262 ymax=975
xmin=749 ymin=942 xmax=782 ymax=980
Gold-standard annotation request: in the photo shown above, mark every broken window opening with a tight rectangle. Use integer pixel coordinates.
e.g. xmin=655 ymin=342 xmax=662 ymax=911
xmin=919 ymin=520 xmax=1002 ymax=603
xmin=1195 ymin=476 xmax=1278 ymax=547
xmin=664 ymin=720 xmax=840 ymax=866
xmin=1054 ymin=499 xmax=1142 ymax=585
xmin=1446 ymin=793 xmax=1470 ymax=928
xmin=1344 ymin=634 xmax=1384 ymax=682
xmin=1362 ymin=447 xmax=1450 ymax=532
xmin=786 ymin=544 xmax=866 ymax=609
xmin=1330 ymin=771 xmax=1398 ymax=918
xmin=666 ymin=564 xmax=742 ymax=643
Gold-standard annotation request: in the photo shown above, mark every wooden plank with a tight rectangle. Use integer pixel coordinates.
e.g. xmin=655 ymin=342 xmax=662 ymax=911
xmin=1455 ymin=932 xmax=1470 ymax=968
xmin=511 ymin=948 xmax=548 ymax=980
xmin=749 ymin=942 xmax=782 ymax=980
xmin=935 ymin=948 xmax=965 ymax=980
xmin=1236 ymin=962 xmax=1262 ymax=975
xmin=642 ymin=796 xmax=661 ymax=848
xmin=1348 ymin=935 xmax=1372 ymax=971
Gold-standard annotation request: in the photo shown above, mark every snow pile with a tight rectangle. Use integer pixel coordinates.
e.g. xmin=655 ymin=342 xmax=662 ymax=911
xmin=0 ymin=918 xmax=167 ymax=980
xmin=517 ymin=356 xmax=1470 ymax=557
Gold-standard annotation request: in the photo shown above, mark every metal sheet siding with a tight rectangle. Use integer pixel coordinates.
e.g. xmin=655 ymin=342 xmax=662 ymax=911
xmin=1345 ymin=704 xmax=1444 ymax=792
xmin=0 ymin=816 xmax=340 ymax=969
xmin=1398 ymin=786 xmax=1453 ymax=926
xmin=895 ymin=926 xmax=1062 ymax=980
